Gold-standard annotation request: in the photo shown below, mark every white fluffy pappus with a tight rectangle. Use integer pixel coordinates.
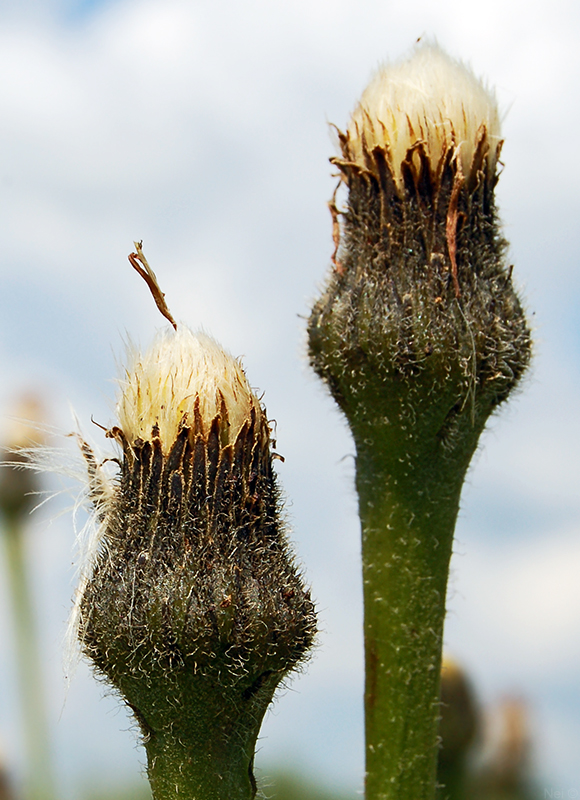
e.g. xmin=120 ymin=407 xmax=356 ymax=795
xmin=117 ymin=326 xmax=263 ymax=451
xmin=347 ymin=43 xmax=502 ymax=184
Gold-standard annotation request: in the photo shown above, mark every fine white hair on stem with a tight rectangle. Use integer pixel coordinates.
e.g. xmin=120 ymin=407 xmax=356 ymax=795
xmin=117 ymin=326 xmax=263 ymax=451
xmin=347 ymin=42 xmax=502 ymax=184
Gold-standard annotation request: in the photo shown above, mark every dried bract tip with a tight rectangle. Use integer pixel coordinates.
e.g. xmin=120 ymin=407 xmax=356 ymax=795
xmin=344 ymin=43 xmax=502 ymax=190
xmin=117 ymin=328 xmax=262 ymax=451
xmin=128 ymin=242 xmax=177 ymax=331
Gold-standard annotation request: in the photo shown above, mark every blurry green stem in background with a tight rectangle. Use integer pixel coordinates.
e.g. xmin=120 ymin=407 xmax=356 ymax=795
xmin=0 ymin=402 xmax=56 ymax=800
xmin=437 ymin=658 xmax=479 ymax=800
xmin=2 ymin=516 xmax=56 ymax=800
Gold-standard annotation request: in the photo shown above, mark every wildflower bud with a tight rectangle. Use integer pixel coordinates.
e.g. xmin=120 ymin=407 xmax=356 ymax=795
xmin=482 ymin=698 xmax=531 ymax=792
xmin=78 ymin=327 xmax=316 ymax=800
xmin=0 ymin=401 xmax=57 ymax=800
xmin=439 ymin=657 xmax=478 ymax=764
xmin=0 ymin=397 xmax=45 ymax=520
xmin=309 ymin=43 xmax=531 ymax=447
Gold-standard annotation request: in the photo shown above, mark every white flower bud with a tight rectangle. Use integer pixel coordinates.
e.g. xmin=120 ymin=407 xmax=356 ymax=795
xmin=117 ymin=328 xmax=263 ymax=451
xmin=346 ymin=43 xmax=502 ymax=188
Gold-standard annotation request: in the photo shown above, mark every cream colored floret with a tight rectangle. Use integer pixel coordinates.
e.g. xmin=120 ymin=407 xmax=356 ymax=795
xmin=117 ymin=327 xmax=261 ymax=449
xmin=347 ymin=44 xmax=501 ymax=183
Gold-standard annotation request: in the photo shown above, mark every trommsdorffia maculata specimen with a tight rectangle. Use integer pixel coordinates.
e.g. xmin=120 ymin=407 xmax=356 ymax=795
xmin=308 ymin=44 xmax=531 ymax=800
xmin=75 ymin=244 xmax=316 ymax=800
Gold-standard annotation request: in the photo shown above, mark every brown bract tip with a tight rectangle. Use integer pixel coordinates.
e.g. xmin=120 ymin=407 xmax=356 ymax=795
xmin=129 ymin=242 xmax=177 ymax=331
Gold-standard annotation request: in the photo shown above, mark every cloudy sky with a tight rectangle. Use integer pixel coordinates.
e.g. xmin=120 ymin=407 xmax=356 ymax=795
xmin=0 ymin=0 xmax=578 ymax=796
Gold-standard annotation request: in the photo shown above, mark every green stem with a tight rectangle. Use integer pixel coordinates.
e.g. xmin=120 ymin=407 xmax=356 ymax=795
xmin=2 ymin=516 xmax=56 ymax=800
xmin=436 ymin=759 xmax=468 ymax=800
xmin=119 ymin=668 xmax=276 ymax=800
xmin=354 ymin=422 xmax=476 ymax=800
xmin=144 ymin=727 xmax=257 ymax=800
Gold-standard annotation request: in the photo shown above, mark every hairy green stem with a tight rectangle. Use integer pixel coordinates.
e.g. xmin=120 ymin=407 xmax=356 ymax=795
xmin=118 ymin=667 xmax=278 ymax=800
xmin=144 ymin=725 xmax=258 ymax=800
xmin=353 ymin=416 xmax=477 ymax=800
xmin=2 ymin=517 xmax=56 ymax=800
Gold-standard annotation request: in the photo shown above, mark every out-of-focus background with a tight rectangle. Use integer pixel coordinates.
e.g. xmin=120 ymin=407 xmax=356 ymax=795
xmin=0 ymin=0 xmax=578 ymax=797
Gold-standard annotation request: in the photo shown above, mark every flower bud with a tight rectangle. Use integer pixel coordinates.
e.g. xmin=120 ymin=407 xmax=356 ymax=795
xmin=437 ymin=657 xmax=479 ymax=800
xmin=78 ymin=327 xmax=316 ymax=799
xmin=481 ymin=698 xmax=531 ymax=792
xmin=0 ymin=397 xmax=45 ymax=520
xmin=439 ymin=657 xmax=478 ymax=764
xmin=309 ymin=43 xmax=531 ymax=446
xmin=346 ymin=45 xmax=501 ymax=191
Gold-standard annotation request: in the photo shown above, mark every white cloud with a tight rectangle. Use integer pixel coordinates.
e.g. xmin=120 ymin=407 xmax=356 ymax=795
xmin=447 ymin=527 xmax=580 ymax=680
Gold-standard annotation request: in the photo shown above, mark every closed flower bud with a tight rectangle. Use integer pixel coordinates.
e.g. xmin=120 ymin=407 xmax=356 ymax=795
xmin=78 ymin=327 xmax=316 ymax=800
xmin=437 ymin=657 xmax=479 ymax=800
xmin=309 ymin=43 xmax=531 ymax=445
xmin=439 ymin=657 xmax=478 ymax=763
xmin=0 ymin=397 xmax=45 ymax=520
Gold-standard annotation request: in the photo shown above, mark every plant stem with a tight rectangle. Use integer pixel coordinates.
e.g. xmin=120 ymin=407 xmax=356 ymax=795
xmin=2 ymin=517 xmax=56 ymax=800
xmin=436 ymin=760 xmax=467 ymax=800
xmin=125 ymin=670 xmax=269 ymax=800
xmin=145 ymin=727 xmax=258 ymax=800
xmin=122 ymin=665 xmax=278 ymax=800
xmin=353 ymin=417 xmax=478 ymax=800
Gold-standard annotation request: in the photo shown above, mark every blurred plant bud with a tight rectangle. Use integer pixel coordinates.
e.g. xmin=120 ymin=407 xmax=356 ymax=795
xmin=0 ymin=396 xmax=45 ymax=520
xmin=439 ymin=656 xmax=479 ymax=764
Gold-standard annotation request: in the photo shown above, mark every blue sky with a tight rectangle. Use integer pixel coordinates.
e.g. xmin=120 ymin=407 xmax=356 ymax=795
xmin=0 ymin=0 xmax=579 ymax=796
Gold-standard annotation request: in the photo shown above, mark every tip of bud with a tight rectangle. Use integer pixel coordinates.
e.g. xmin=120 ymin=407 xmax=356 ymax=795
xmin=117 ymin=327 xmax=262 ymax=451
xmin=345 ymin=43 xmax=501 ymax=187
